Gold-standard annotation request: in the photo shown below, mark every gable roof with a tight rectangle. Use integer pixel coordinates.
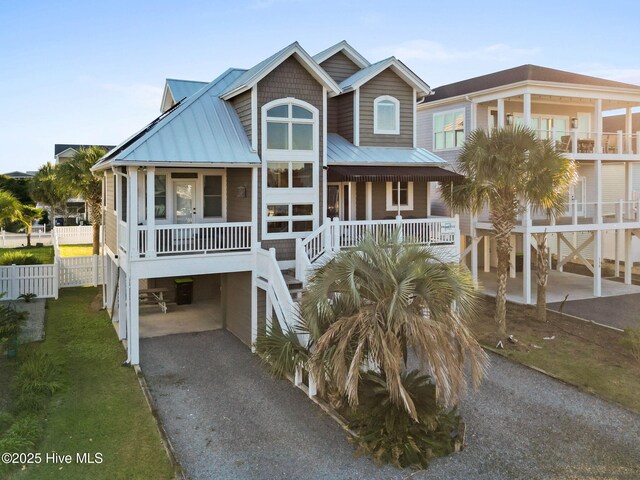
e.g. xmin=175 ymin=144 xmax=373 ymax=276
xmin=313 ymin=40 xmax=370 ymax=69
xmin=425 ymin=64 xmax=640 ymax=102
xmin=339 ymin=57 xmax=431 ymax=97
xmin=165 ymin=79 xmax=208 ymax=103
xmin=2 ymin=171 xmax=35 ymax=179
xmin=93 ymin=68 xmax=260 ymax=169
xmin=54 ymin=144 xmax=115 ymax=157
xmin=327 ymin=133 xmax=447 ymax=165
xmin=219 ymin=42 xmax=342 ymax=100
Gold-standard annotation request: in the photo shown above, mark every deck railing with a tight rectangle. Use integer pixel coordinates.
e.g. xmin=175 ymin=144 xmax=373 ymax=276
xmin=136 ymin=222 xmax=252 ymax=257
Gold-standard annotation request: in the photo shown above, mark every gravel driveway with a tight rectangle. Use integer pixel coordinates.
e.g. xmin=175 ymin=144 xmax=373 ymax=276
xmin=141 ymin=330 xmax=640 ymax=480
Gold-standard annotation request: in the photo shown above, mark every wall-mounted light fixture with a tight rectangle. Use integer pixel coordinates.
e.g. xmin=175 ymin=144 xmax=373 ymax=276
xmin=506 ymin=113 xmax=514 ymax=126
xmin=571 ymin=117 xmax=578 ymax=129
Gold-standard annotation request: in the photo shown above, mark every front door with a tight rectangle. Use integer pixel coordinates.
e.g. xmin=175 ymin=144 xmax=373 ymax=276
xmin=174 ymin=180 xmax=196 ymax=224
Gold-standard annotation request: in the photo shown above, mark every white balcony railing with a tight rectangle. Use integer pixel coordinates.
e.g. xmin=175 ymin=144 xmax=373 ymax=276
xmin=546 ymin=130 xmax=640 ymax=156
xmin=136 ymin=222 xmax=252 ymax=257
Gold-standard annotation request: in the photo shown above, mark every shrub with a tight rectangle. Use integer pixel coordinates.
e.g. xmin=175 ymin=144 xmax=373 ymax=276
xmin=0 ymin=411 xmax=13 ymax=434
xmin=18 ymin=293 xmax=37 ymax=303
xmin=0 ymin=301 xmax=28 ymax=342
xmin=12 ymin=351 xmax=62 ymax=413
xmin=0 ymin=252 xmax=42 ymax=266
xmin=0 ymin=414 xmax=41 ymax=453
xmin=622 ymin=327 xmax=640 ymax=362
xmin=348 ymin=370 xmax=463 ymax=470
xmin=255 ymin=321 xmax=309 ymax=379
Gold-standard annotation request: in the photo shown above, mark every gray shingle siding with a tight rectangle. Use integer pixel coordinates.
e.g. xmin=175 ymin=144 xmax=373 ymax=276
xmin=226 ymin=168 xmax=252 ymax=222
xmin=336 ymin=92 xmax=354 ymax=142
xmin=319 ymin=51 xmax=361 ymax=83
xmin=230 ymin=90 xmax=252 ymax=145
xmin=359 ymin=68 xmax=413 ymax=147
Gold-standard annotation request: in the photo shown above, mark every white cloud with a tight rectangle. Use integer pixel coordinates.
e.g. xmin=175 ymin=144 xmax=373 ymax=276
xmin=372 ymin=39 xmax=539 ymax=63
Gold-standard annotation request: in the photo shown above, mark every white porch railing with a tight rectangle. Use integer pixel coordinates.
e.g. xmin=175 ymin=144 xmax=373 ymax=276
xmin=296 ymin=216 xmax=460 ymax=284
xmin=136 ymin=222 xmax=252 ymax=257
xmin=256 ymin=248 xmax=298 ymax=331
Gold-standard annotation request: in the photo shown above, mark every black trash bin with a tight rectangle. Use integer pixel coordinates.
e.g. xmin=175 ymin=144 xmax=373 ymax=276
xmin=175 ymin=277 xmax=194 ymax=305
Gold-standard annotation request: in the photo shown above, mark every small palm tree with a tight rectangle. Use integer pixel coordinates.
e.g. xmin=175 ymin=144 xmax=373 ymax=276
xmin=29 ymin=162 xmax=71 ymax=227
xmin=302 ymin=232 xmax=487 ymax=420
xmin=57 ymin=147 xmax=106 ymax=255
xmin=440 ymin=126 xmax=576 ymax=334
xmin=0 ymin=190 xmax=23 ymax=227
xmin=20 ymin=205 xmax=44 ymax=247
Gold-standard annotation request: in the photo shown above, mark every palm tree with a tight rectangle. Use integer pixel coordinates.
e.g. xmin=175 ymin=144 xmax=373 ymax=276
xmin=301 ymin=232 xmax=487 ymax=420
xmin=0 ymin=190 xmax=23 ymax=227
xmin=440 ymin=125 xmax=577 ymax=334
xmin=29 ymin=162 xmax=70 ymax=227
xmin=57 ymin=147 xmax=106 ymax=255
xmin=20 ymin=205 xmax=44 ymax=247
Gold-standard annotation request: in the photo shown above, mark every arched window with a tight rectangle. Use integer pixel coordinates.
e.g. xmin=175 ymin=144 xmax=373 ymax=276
xmin=265 ymin=101 xmax=315 ymax=151
xmin=374 ymin=95 xmax=400 ymax=135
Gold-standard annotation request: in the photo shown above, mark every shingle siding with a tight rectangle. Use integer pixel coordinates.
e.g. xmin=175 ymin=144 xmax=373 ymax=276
xmin=337 ymin=92 xmax=354 ymax=143
xmin=370 ymin=181 xmax=428 ymax=219
xmin=226 ymin=168 xmax=252 ymax=222
xmin=230 ymin=90 xmax=252 ymax=145
xmin=359 ymin=69 xmax=413 ymax=147
xmin=319 ymin=51 xmax=361 ymax=83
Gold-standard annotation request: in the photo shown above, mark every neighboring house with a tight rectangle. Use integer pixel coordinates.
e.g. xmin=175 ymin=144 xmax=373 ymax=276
xmin=417 ymin=64 xmax=640 ymax=304
xmin=53 ymin=144 xmax=115 ymax=225
xmin=2 ymin=171 xmax=36 ymax=179
xmin=92 ymin=41 xmax=461 ymax=366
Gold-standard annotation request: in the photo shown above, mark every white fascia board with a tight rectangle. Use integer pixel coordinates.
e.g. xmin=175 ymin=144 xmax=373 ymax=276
xmin=221 ymin=44 xmax=342 ymax=100
xmin=314 ymin=41 xmax=371 ymax=68
xmin=93 ymin=161 xmax=261 ymax=172
xmin=345 ymin=58 xmax=431 ymax=97
xmin=160 ymin=82 xmax=173 ymax=113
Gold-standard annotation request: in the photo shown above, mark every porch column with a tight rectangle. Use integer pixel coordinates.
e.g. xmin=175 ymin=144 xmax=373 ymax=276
xmin=625 ymin=162 xmax=633 ymax=218
xmin=556 ymin=233 xmax=563 ymax=272
xmin=595 ymin=98 xmax=603 ymax=154
xmin=127 ymin=275 xmax=140 ymax=365
xmin=594 ymin=230 xmax=602 ymax=297
xmin=114 ymin=169 xmax=122 ymax=250
xmin=523 ymin=93 xmax=531 ymax=127
xmin=118 ymin=267 xmax=127 ymax=340
xmin=509 ymin=234 xmax=516 ymax=278
xmin=251 ymin=273 xmax=257 ymax=352
xmin=127 ymin=166 xmax=139 ymax=257
xmin=365 ymin=182 xmax=372 ymax=220
xmin=251 ymin=167 xmax=258 ymax=243
xmin=625 ymin=230 xmax=633 ymax=284
xmin=426 ymin=182 xmax=431 ymax=217
xmin=523 ymin=232 xmax=532 ymax=304
xmin=497 ymin=98 xmax=505 ymax=128
xmin=626 ymin=107 xmax=633 ymax=153
xmin=146 ymin=167 xmax=156 ymax=258
xmin=596 ymin=159 xmax=602 ymax=224
xmin=484 ymin=236 xmax=491 ymax=273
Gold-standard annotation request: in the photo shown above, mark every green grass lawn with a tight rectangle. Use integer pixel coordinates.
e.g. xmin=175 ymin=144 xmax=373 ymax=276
xmin=58 ymin=244 xmax=94 ymax=257
xmin=8 ymin=288 xmax=174 ymax=479
xmin=0 ymin=246 xmax=54 ymax=264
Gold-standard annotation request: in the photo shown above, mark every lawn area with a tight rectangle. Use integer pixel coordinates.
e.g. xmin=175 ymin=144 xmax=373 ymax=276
xmin=0 ymin=246 xmax=54 ymax=264
xmin=5 ymin=288 xmax=174 ymax=479
xmin=58 ymin=244 xmax=94 ymax=257
xmin=473 ymin=295 xmax=640 ymax=413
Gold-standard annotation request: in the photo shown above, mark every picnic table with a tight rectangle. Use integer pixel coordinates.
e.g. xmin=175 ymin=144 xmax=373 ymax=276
xmin=139 ymin=287 xmax=168 ymax=314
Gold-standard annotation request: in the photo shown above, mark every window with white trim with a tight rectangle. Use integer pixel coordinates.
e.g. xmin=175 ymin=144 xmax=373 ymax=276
xmin=385 ymin=181 xmax=414 ymax=211
xmin=266 ymin=204 xmax=314 ymax=234
xmin=374 ymin=95 xmax=400 ymax=134
xmin=267 ymin=162 xmax=313 ymax=188
xmin=433 ymin=109 xmax=464 ymax=150
xmin=266 ymin=103 xmax=314 ymax=151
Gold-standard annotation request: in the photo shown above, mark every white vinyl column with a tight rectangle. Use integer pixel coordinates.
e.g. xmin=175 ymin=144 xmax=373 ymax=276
xmin=146 ymin=167 xmax=156 ymax=258
xmin=523 ymin=93 xmax=531 ymax=127
xmin=497 ymin=98 xmax=505 ymax=128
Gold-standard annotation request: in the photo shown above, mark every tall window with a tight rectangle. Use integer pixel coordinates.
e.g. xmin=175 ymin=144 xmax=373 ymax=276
xmin=434 ymin=110 xmax=464 ymax=150
xmin=144 ymin=175 xmax=167 ymax=219
xmin=203 ymin=176 xmax=222 ymax=217
xmin=267 ymin=162 xmax=313 ymax=188
xmin=266 ymin=103 xmax=314 ymax=151
xmin=121 ymin=176 xmax=128 ymax=222
xmin=374 ymin=95 xmax=400 ymax=134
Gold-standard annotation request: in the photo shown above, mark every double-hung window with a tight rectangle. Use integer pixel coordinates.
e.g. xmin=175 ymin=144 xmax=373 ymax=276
xmin=385 ymin=181 xmax=414 ymax=211
xmin=374 ymin=95 xmax=400 ymax=134
xmin=433 ymin=110 xmax=464 ymax=150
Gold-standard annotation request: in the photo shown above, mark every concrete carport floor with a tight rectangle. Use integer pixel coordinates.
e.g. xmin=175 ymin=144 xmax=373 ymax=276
xmin=140 ymin=330 xmax=640 ymax=480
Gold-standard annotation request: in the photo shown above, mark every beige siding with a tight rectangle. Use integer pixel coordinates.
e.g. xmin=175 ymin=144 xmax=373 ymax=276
xmin=105 ymin=173 xmax=117 ymax=253
xmin=359 ymin=69 xmax=413 ymax=147
xmin=222 ymin=271 xmax=252 ymax=346
xmin=337 ymin=92 xmax=354 ymax=142
xmin=319 ymin=51 xmax=361 ymax=83
xmin=416 ymin=100 xmax=470 ymax=168
xmin=231 ymin=90 xmax=252 ymax=144
xmin=256 ymin=56 xmax=325 ymax=244
xmin=226 ymin=168 xmax=252 ymax=222
xmin=370 ymin=181 xmax=428 ymax=219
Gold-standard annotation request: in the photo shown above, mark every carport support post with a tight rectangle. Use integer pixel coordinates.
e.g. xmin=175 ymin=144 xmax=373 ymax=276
xmin=484 ymin=236 xmax=491 ymax=273
xmin=523 ymin=232 xmax=532 ymax=305
xmin=250 ymin=272 xmax=257 ymax=353
xmin=624 ymin=230 xmax=633 ymax=284
xmin=127 ymin=275 xmax=140 ymax=365
xmin=470 ymin=216 xmax=478 ymax=284
xmin=594 ymin=230 xmax=602 ymax=297
xmin=509 ymin=235 xmax=516 ymax=278
xmin=118 ymin=268 xmax=127 ymax=340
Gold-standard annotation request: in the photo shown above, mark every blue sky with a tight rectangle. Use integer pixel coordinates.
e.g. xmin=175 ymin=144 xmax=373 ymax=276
xmin=2 ymin=0 xmax=640 ymax=172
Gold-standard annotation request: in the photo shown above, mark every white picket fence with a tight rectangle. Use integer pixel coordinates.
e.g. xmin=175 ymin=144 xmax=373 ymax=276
xmin=0 ymin=226 xmax=104 ymax=300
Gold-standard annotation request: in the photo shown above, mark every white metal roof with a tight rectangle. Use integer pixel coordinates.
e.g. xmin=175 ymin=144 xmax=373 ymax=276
xmin=94 ymin=68 xmax=260 ymax=168
xmin=219 ymin=42 xmax=342 ymax=100
xmin=339 ymin=57 xmax=431 ymax=97
xmin=327 ymin=133 xmax=449 ymax=165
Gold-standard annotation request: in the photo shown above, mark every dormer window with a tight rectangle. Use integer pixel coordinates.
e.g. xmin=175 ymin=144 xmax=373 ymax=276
xmin=266 ymin=103 xmax=314 ymax=151
xmin=374 ymin=95 xmax=400 ymax=135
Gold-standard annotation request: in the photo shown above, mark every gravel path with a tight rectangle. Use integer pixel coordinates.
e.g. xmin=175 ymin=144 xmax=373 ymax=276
xmin=548 ymin=293 xmax=640 ymax=330
xmin=141 ymin=331 xmax=640 ymax=480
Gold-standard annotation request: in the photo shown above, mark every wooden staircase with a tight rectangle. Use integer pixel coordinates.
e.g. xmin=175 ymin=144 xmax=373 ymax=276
xmin=281 ymin=270 xmax=304 ymax=303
